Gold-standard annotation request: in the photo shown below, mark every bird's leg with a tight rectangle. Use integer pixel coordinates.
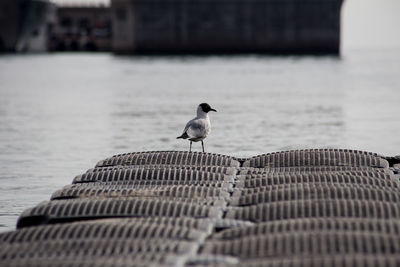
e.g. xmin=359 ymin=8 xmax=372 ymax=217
xmin=201 ymin=141 xmax=205 ymax=152
xmin=189 ymin=141 xmax=192 ymax=152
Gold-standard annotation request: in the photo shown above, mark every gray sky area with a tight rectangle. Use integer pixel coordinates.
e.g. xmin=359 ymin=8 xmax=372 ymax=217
xmin=51 ymin=0 xmax=400 ymax=49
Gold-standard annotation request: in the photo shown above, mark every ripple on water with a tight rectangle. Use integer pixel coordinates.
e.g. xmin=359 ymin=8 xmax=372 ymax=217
xmin=1 ymin=51 xmax=400 ymax=232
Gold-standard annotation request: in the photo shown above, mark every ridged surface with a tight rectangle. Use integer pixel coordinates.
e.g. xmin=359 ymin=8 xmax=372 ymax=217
xmin=212 ymin=218 xmax=400 ymax=240
xmin=87 ymin=165 xmax=235 ymax=175
xmin=239 ymin=166 xmax=389 ymax=175
xmin=208 ymin=255 xmax=400 ymax=267
xmin=242 ymin=149 xmax=388 ymax=168
xmin=71 ymin=179 xmax=231 ymax=187
xmin=4 ymin=149 xmax=400 ymax=267
xmin=202 ymin=232 xmax=400 ymax=258
xmin=241 ymin=170 xmax=390 ymax=178
xmin=51 ymin=184 xmax=229 ymax=200
xmin=72 ymin=168 xmax=229 ymax=184
xmin=76 ymin=217 xmax=213 ymax=232
xmin=1 ymin=239 xmax=195 ymax=265
xmin=17 ymin=198 xmax=221 ymax=228
xmin=234 ymin=184 xmax=399 ymax=196
xmin=96 ymin=151 xmax=239 ymax=167
xmin=1 ymin=259 xmax=153 ymax=267
xmin=225 ymin=200 xmax=400 ymax=222
xmin=1 ymin=220 xmax=207 ymax=243
xmin=238 ymin=173 xmax=398 ymax=189
xmin=230 ymin=185 xmax=399 ymax=206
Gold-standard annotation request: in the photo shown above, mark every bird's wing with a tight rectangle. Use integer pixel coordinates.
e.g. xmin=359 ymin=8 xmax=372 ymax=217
xmin=185 ymin=119 xmax=207 ymax=139
xmin=182 ymin=118 xmax=195 ymax=134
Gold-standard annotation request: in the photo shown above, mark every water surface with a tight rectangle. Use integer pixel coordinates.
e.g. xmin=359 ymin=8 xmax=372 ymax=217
xmin=0 ymin=49 xmax=399 ymax=232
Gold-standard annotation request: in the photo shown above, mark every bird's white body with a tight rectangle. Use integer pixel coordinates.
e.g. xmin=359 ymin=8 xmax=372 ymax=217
xmin=177 ymin=103 xmax=216 ymax=152
xmin=182 ymin=106 xmax=211 ymax=142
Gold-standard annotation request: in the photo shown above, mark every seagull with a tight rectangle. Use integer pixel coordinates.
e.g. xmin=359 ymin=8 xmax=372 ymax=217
xmin=177 ymin=103 xmax=217 ymax=152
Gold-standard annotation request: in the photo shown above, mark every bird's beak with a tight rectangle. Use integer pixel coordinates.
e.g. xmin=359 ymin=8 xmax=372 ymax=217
xmin=210 ymin=108 xmax=217 ymax=112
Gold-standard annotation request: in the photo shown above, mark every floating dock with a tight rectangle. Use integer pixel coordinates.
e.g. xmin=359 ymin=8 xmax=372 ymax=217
xmin=1 ymin=149 xmax=400 ymax=266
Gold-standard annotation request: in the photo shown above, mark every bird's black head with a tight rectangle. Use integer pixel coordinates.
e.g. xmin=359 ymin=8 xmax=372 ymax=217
xmin=199 ymin=103 xmax=217 ymax=113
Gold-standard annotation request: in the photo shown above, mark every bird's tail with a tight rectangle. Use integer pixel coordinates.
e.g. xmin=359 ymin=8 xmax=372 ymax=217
xmin=176 ymin=132 xmax=188 ymax=139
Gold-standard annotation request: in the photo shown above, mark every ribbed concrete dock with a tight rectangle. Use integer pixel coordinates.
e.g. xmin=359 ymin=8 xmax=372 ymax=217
xmin=1 ymin=149 xmax=400 ymax=266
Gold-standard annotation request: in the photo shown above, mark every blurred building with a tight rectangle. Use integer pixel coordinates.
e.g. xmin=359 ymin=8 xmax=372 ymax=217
xmin=0 ymin=0 xmax=56 ymax=52
xmin=0 ymin=0 xmax=111 ymax=53
xmin=2 ymin=0 xmax=344 ymax=54
xmin=16 ymin=0 xmax=57 ymax=52
xmin=0 ymin=0 xmax=22 ymax=52
xmin=111 ymin=0 xmax=344 ymax=54
xmin=50 ymin=6 xmax=112 ymax=51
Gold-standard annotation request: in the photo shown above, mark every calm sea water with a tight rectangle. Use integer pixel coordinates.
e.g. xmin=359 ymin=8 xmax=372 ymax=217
xmin=0 ymin=48 xmax=399 ymax=232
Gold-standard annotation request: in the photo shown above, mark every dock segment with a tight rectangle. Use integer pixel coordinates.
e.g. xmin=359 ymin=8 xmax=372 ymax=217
xmin=1 ymin=149 xmax=399 ymax=266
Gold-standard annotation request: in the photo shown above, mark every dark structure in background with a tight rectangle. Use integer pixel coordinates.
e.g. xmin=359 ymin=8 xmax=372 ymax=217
xmin=0 ymin=0 xmax=55 ymax=52
xmin=0 ymin=0 xmax=110 ymax=53
xmin=1 ymin=0 xmax=344 ymax=54
xmin=112 ymin=0 xmax=344 ymax=54
xmin=17 ymin=0 xmax=56 ymax=52
xmin=0 ymin=0 xmax=22 ymax=52
xmin=50 ymin=6 xmax=112 ymax=51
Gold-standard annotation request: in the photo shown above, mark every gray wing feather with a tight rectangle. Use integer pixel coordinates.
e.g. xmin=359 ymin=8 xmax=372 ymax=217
xmin=186 ymin=119 xmax=208 ymax=139
xmin=182 ymin=118 xmax=197 ymax=133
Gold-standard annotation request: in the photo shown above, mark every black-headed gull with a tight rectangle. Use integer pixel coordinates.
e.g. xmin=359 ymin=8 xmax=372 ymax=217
xmin=177 ymin=103 xmax=217 ymax=152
